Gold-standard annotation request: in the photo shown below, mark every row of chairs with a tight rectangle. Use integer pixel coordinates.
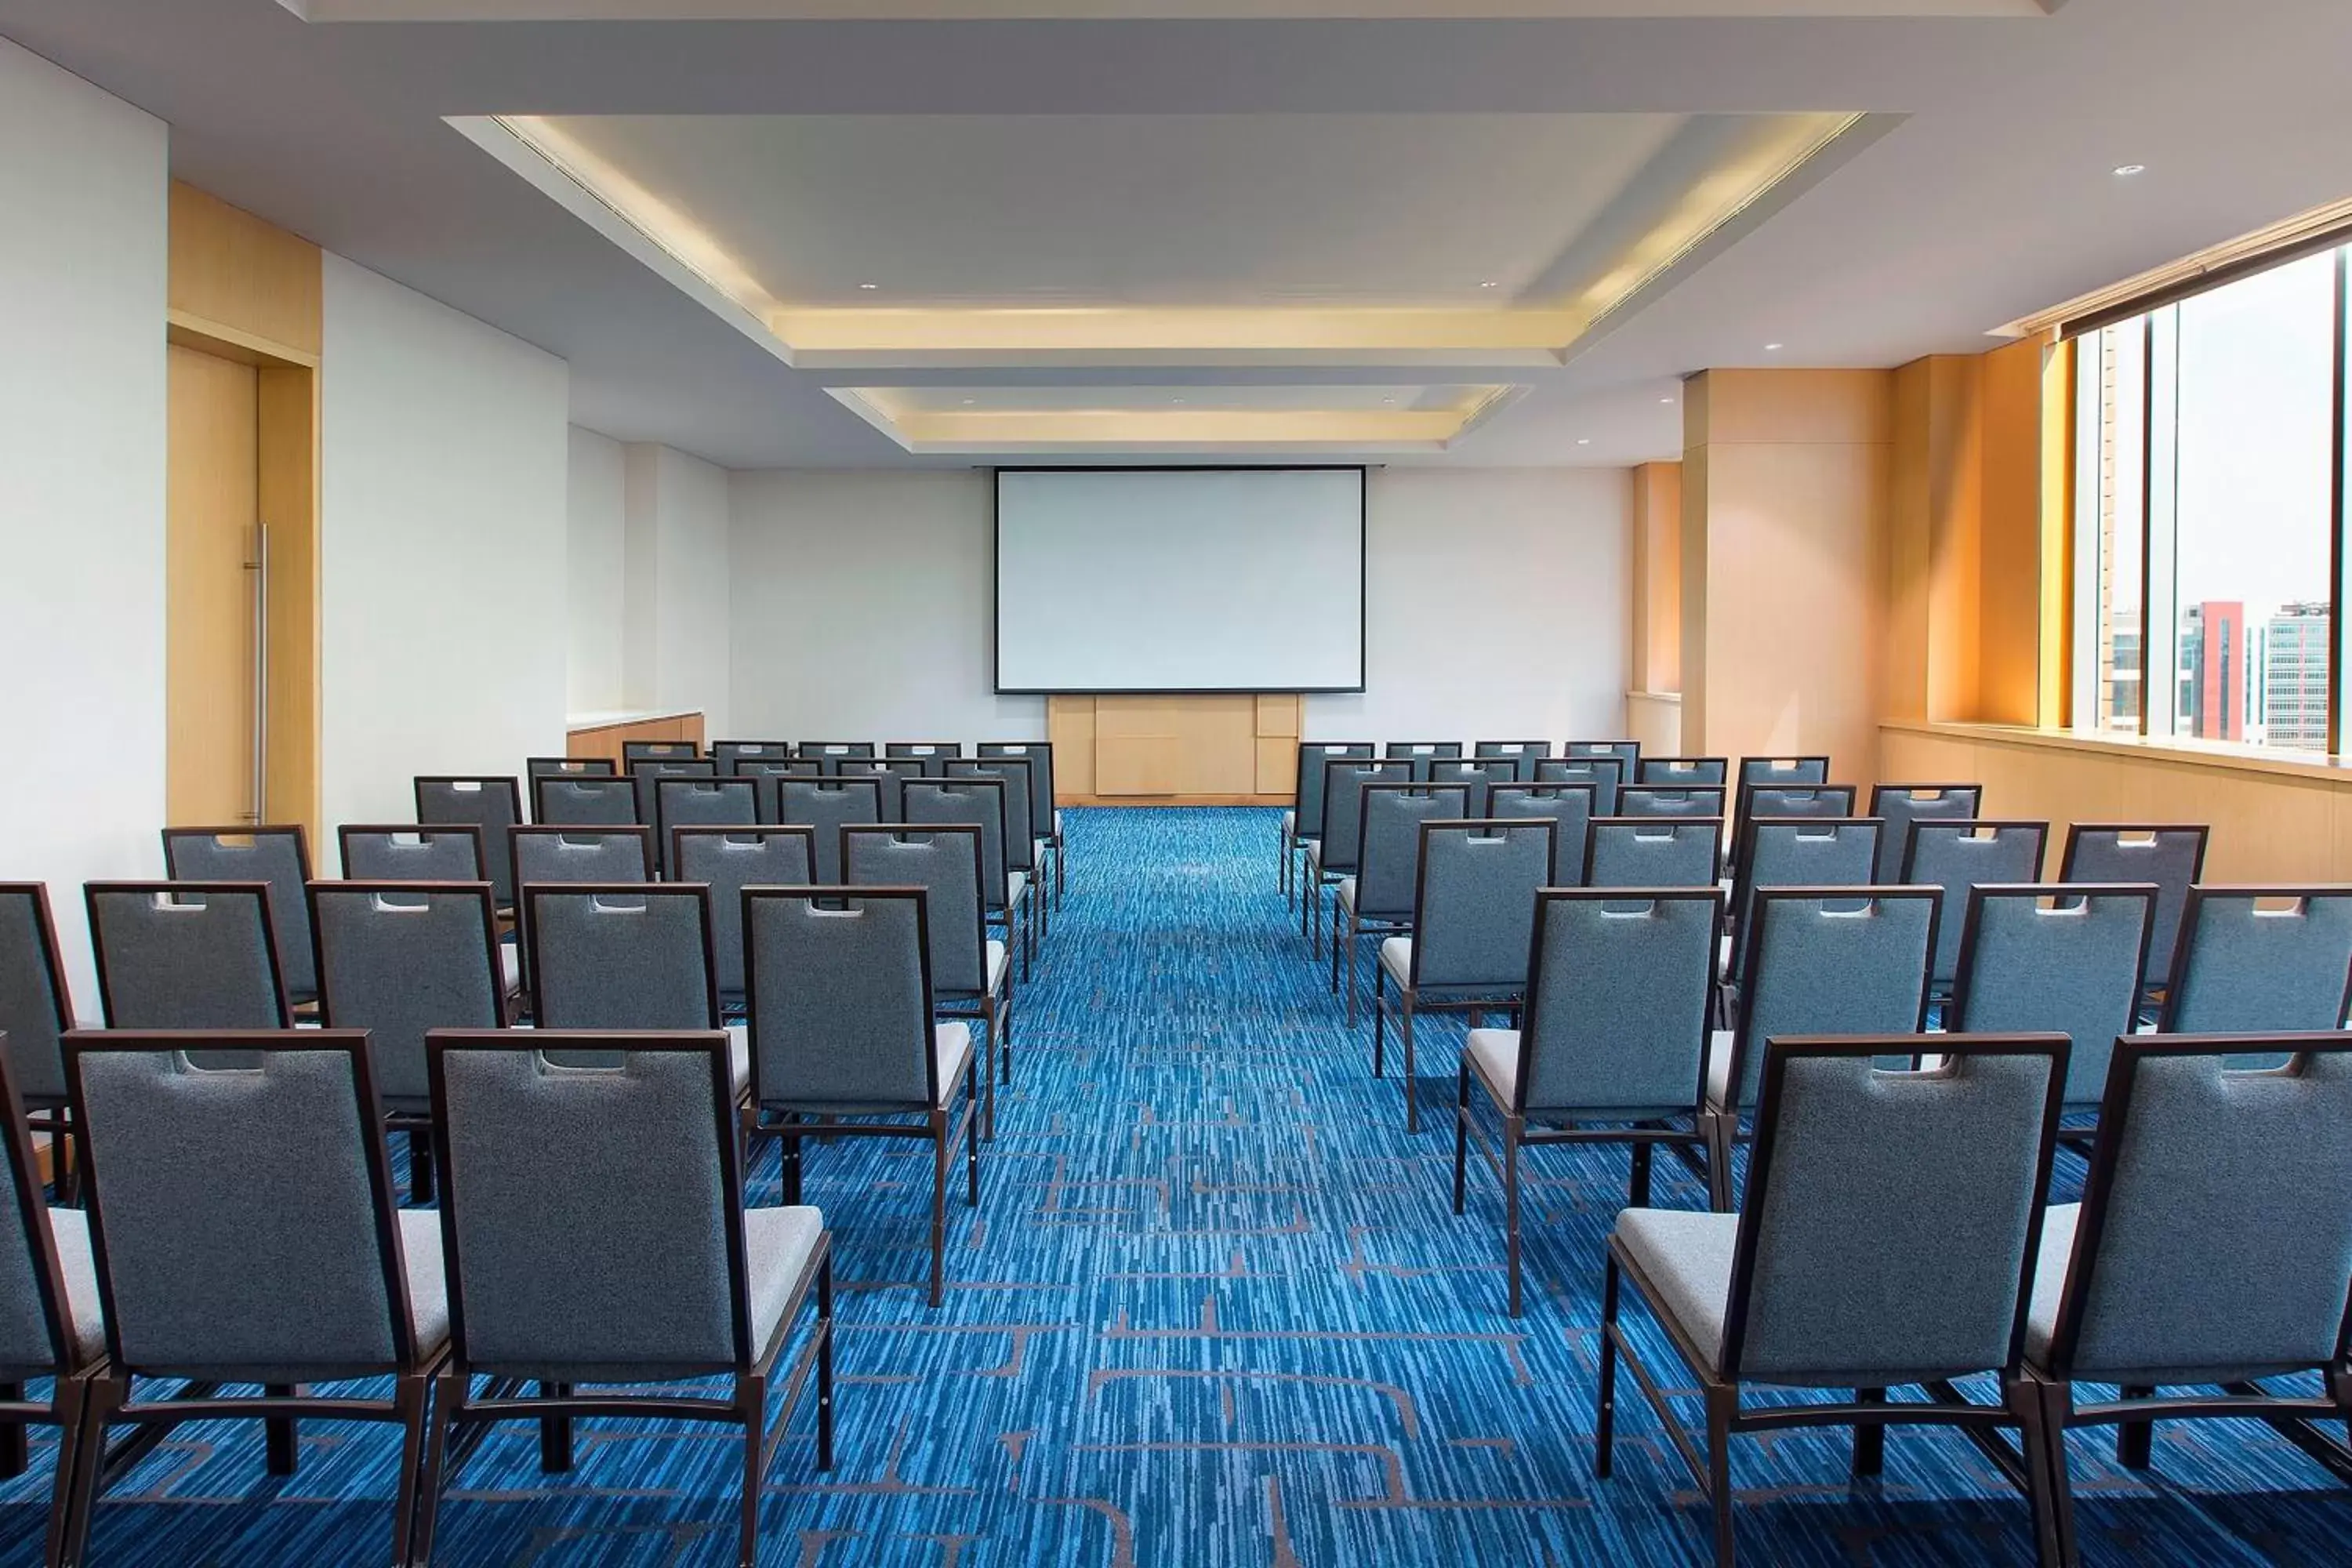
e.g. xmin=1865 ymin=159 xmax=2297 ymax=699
xmin=0 ymin=1030 xmax=830 ymax=1568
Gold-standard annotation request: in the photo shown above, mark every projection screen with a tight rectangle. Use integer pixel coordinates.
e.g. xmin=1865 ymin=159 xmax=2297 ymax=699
xmin=993 ymin=468 xmax=1367 ymax=694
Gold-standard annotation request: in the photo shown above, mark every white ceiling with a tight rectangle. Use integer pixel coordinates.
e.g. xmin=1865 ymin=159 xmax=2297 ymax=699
xmin=2 ymin=0 xmax=2347 ymax=470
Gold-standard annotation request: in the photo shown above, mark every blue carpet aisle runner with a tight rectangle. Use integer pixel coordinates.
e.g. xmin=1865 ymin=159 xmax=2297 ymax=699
xmin=2 ymin=807 xmax=2345 ymax=1563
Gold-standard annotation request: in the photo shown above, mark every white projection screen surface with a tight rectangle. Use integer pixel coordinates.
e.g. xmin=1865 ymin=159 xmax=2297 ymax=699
xmin=993 ymin=468 xmax=1366 ymax=694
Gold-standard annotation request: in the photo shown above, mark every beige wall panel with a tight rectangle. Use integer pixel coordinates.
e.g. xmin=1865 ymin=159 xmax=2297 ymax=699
xmin=1690 ymin=368 xmax=1894 ymax=447
xmin=1047 ymin=695 xmax=1098 ymax=797
xmin=1096 ymin=734 xmax=1184 ymax=796
xmin=166 ymin=345 xmax=260 ymax=826
xmin=169 ymin=182 xmax=322 ymax=360
xmin=1980 ymin=334 xmax=2048 ymax=724
xmin=1254 ymin=693 xmax=1301 ymax=739
xmin=1630 ymin=461 xmax=1682 ymax=693
xmin=256 ymin=365 xmax=320 ymax=839
xmin=1677 ymin=443 xmax=1711 ymax=749
xmin=1626 ymin=693 xmax=1682 ymax=756
xmin=1255 ymin=736 xmax=1298 ymax=795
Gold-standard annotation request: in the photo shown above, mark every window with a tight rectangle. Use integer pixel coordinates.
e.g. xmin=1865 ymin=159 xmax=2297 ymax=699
xmin=2074 ymin=247 xmax=2346 ymax=753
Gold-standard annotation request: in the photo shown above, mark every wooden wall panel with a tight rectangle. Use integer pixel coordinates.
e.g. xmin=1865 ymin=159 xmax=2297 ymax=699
xmin=168 ymin=182 xmax=322 ymax=364
xmin=1629 ymin=461 xmax=1682 ymax=694
xmin=567 ymin=712 xmax=705 ymax=764
xmin=1047 ymin=692 xmax=1292 ymax=803
xmin=1626 ymin=692 xmax=1682 ymax=757
xmin=1047 ymin=695 xmax=1098 ymax=797
xmin=257 ymin=365 xmax=320 ymax=839
xmin=165 ymin=346 xmax=260 ymax=827
xmin=1980 ymin=332 xmax=2051 ymax=724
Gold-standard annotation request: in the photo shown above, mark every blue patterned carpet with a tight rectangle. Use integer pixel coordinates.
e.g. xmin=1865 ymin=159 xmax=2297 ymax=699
xmin=7 ymin=807 xmax=2349 ymax=1563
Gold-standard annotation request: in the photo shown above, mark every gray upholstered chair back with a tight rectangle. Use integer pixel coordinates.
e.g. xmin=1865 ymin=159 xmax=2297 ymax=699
xmin=623 ymin=740 xmax=701 ymax=762
xmin=415 ymin=777 xmax=522 ymax=906
xmin=162 ymin=827 xmax=316 ymax=1000
xmin=2159 ymin=887 xmax=2352 ymax=1033
xmin=527 ymin=885 xmax=718 ymax=1033
xmin=510 ymin=827 xmax=653 ymax=891
xmin=713 ymin=740 xmax=793 ymax=772
xmin=1564 ymin=740 xmax=1640 ymax=771
xmin=339 ymin=825 xmax=485 ymax=884
xmin=1294 ymin=743 xmax=1375 ymax=837
xmin=736 ymin=761 xmax=823 ymax=822
xmin=1535 ymin=757 xmax=1621 ymax=815
xmin=2061 ymin=825 xmax=2208 ymax=987
xmin=1487 ymin=785 xmax=1595 ymax=883
xmin=946 ymin=758 xmax=1036 ymax=873
xmin=429 ymin=1033 xmax=748 ymax=1380
xmin=743 ymin=889 xmax=936 ymax=1110
xmin=1635 ymin=757 xmax=1728 ymax=786
xmin=1428 ymin=760 xmax=1515 ymax=816
xmin=1584 ymin=819 xmax=1721 ymax=890
xmin=844 ymin=827 xmax=987 ymax=996
xmin=1728 ymin=889 xmax=1935 ymax=1115
xmin=1732 ymin=818 xmax=1880 ymax=975
xmin=833 ymin=758 xmax=923 ymax=820
xmin=1868 ymin=784 xmax=1984 ymax=881
xmin=978 ymin=742 xmax=1057 ymax=829
xmin=671 ymin=829 xmax=816 ymax=1003
xmin=311 ymin=882 xmax=503 ymax=1108
xmin=2046 ymin=1037 xmax=2352 ymax=1383
xmin=1384 ymin=741 xmax=1462 ymax=782
xmin=776 ymin=779 xmax=883 ymax=881
xmin=1950 ymin=885 xmax=2155 ymax=1109
xmin=533 ymin=774 xmax=641 ymax=828
xmin=1318 ymin=761 xmax=1413 ymax=875
xmin=1736 ymin=786 xmax=1859 ymax=862
xmin=0 ymin=1053 xmax=71 ymax=1379
xmin=904 ymin=779 xmax=1011 ymax=908
xmin=1616 ymin=786 xmax=1726 ymax=821
xmin=67 ymin=1033 xmax=413 ymax=1381
xmin=886 ymin=742 xmax=964 ymax=776
xmin=1516 ymin=889 xmax=1720 ymax=1116
xmin=86 ymin=883 xmax=287 ymax=1030
xmin=1472 ymin=741 xmax=1550 ymax=780
xmin=655 ymin=778 xmax=760 ymax=846
xmin=1737 ymin=756 xmax=1831 ymax=789
xmin=1408 ymin=821 xmax=1553 ymax=990
xmin=1901 ymin=821 xmax=2048 ymax=988
xmin=630 ymin=759 xmax=718 ymax=848
xmin=1354 ymin=785 xmax=1468 ymax=919
xmin=797 ymin=742 xmax=875 ymax=776
xmin=528 ymin=757 xmax=615 ymax=781
xmin=0 ymin=885 xmax=74 ymax=1105
xmin=1727 ymin=1038 xmax=2061 ymax=1386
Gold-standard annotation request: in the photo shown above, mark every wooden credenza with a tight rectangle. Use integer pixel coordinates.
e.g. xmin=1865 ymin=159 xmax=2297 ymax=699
xmin=565 ymin=709 xmax=706 ymax=764
xmin=1047 ymin=694 xmax=1300 ymax=805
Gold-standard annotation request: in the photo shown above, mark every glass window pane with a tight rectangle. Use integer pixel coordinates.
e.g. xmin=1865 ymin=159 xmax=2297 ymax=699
xmin=2086 ymin=321 xmax=2146 ymax=734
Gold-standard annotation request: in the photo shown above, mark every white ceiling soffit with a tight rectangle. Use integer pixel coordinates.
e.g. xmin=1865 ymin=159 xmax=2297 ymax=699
xmin=289 ymin=1 xmax=2057 ymax=20
xmin=826 ymin=382 xmax=1522 ymax=453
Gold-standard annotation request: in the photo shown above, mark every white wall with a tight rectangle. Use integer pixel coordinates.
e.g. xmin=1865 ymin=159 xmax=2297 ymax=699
xmin=627 ymin=443 xmax=733 ymax=735
xmin=726 ymin=466 xmax=1627 ymax=748
xmin=0 ymin=40 xmax=169 ymax=1013
xmin=566 ymin=425 xmax=626 ymax=716
xmin=729 ymin=470 xmax=1049 ymax=739
xmin=320 ymin=255 xmax=570 ymax=835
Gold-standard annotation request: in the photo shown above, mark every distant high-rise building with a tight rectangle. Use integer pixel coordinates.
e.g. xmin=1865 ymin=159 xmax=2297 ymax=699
xmin=2263 ymin=601 xmax=2331 ymax=750
xmin=2105 ymin=614 xmax=2142 ymax=732
xmin=2178 ymin=601 xmax=2245 ymax=742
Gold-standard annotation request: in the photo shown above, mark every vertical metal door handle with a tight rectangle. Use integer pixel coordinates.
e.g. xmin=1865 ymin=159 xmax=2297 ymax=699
xmin=247 ymin=522 xmax=270 ymax=824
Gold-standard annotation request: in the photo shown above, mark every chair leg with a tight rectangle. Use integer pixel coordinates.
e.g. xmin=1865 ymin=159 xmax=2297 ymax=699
xmin=1852 ymin=1389 xmax=1885 ymax=1477
xmin=1399 ymin=996 xmax=1419 ymax=1134
xmin=0 ymin=1384 xmax=24 ymax=1479
xmin=1330 ymin=904 xmax=1343 ymax=996
xmin=55 ymin=1375 xmax=118 ymax=1568
xmin=781 ymin=1123 xmax=804 ymax=1206
xmin=539 ymin=1385 xmax=573 ymax=1473
xmin=42 ymin=1377 xmax=86 ymax=1568
xmin=2115 ymin=1388 xmax=2154 ymax=1468
xmin=1450 ymin=1064 xmax=1471 ymax=1215
xmin=1371 ymin=967 xmax=1386 ymax=1077
xmin=1504 ymin=1115 xmax=1524 ymax=1316
xmin=1345 ymin=919 xmax=1362 ymax=1025
xmin=1702 ymin=1112 xmax=1733 ymax=1214
xmin=1704 ymin=1384 xmax=1739 ymax=1568
xmin=1595 ymin=1258 xmax=1621 ymax=1479
xmin=981 ymin=999 xmax=1000 ymax=1141
xmin=815 ymin=1257 xmax=835 ymax=1472
xmin=264 ymin=1386 xmax=300 ymax=1475
xmin=2010 ymin=1375 xmax=2069 ymax=1568
xmin=408 ymin=1131 xmax=436 ymax=1204
xmin=410 ymin=1371 xmax=459 ymax=1568
xmin=1629 ymin=1142 xmax=1654 ymax=1209
xmin=929 ymin=1110 xmax=949 ymax=1308
xmin=737 ymin=1370 xmax=768 ymax=1568
xmin=966 ymin=1073 xmax=982 ymax=1206
xmin=389 ymin=1373 xmax=429 ymax=1568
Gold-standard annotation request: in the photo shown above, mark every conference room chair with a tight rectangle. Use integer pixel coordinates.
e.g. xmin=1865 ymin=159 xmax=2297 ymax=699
xmin=1584 ymin=818 xmax=1722 ymax=890
xmin=795 ymin=741 xmax=875 ymax=776
xmin=525 ymin=756 xmax=615 ymax=782
xmin=1734 ymin=754 xmax=1831 ymax=791
xmin=1487 ymin=782 xmax=1595 ymax=882
xmin=1382 ymin=741 xmax=1463 ymax=782
xmin=978 ymin=742 xmax=1064 ymax=906
xmin=1473 ymin=740 xmax=1552 ymax=780
xmin=843 ymin=825 xmax=1011 ymax=1135
xmin=84 ymin=882 xmax=289 ymax=1034
xmin=775 ymin=778 xmax=884 ymax=883
xmin=1616 ymin=786 xmax=1726 ymax=822
xmin=628 ymin=757 xmax=719 ymax=857
xmin=885 ymin=741 xmax=964 ymax=776
xmin=1947 ymin=884 xmax=2158 ymax=1128
xmin=0 ymin=884 xmax=83 ymax=1201
xmin=1428 ymin=757 xmax=1516 ymax=816
xmin=2060 ymin=823 xmax=2209 ymax=1011
xmin=337 ymin=825 xmax=485 ymax=884
xmin=1635 ymin=756 xmax=1729 ymax=787
xmin=1282 ymin=742 xmax=1374 ymax=905
xmin=622 ymin=739 xmax=701 ymax=761
xmin=1454 ymin=887 xmax=1725 ymax=1315
xmin=1330 ymin=783 xmax=1468 ymax=1025
xmin=532 ymin=772 xmax=640 ymax=829
xmin=310 ymin=880 xmax=505 ymax=1204
xmin=1901 ymin=820 xmax=2049 ymax=1000
xmin=56 ymin=1030 xmax=445 ymax=1568
xmin=655 ymin=776 xmax=761 ymax=856
xmin=1725 ymin=817 xmax=1882 ymax=991
xmin=1372 ymin=820 xmax=1555 ymax=1134
xmin=2025 ymin=1033 xmax=2352 ymax=1568
xmin=1563 ymin=740 xmax=1641 ymax=773
xmin=1730 ymin=782 xmax=1860 ymax=880
xmin=506 ymin=827 xmax=654 ymax=1004
xmin=1303 ymin=759 xmax=1412 ymax=954
xmin=0 ymin=1050 xmax=102 ymax=1566
xmin=1600 ymin=1033 xmax=2068 ymax=1568
xmin=740 ymin=887 xmax=980 ymax=1308
xmin=524 ymin=883 xmax=740 ymax=1095
xmin=1535 ymin=757 xmax=1622 ymax=815
xmin=712 ymin=739 xmax=794 ymax=772
xmin=2156 ymin=886 xmax=2352 ymax=1040
xmin=735 ymin=760 xmax=825 ymax=824
xmin=415 ymin=1030 xmax=832 ymax=1568
xmin=670 ymin=827 xmax=816 ymax=1019
xmin=162 ymin=826 xmax=318 ymax=1010
xmin=832 ymin=757 xmax=924 ymax=821
xmin=1867 ymin=782 xmax=1984 ymax=882
xmin=1706 ymin=887 xmax=1936 ymax=1208
xmin=905 ymin=776 xmax=1033 ymax=981
xmin=946 ymin=757 xmax=1045 ymax=948
xmin=415 ymin=775 xmax=523 ymax=912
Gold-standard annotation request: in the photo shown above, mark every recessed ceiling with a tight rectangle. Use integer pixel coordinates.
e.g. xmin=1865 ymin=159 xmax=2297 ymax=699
xmin=285 ymin=0 xmax=2056 ymax=19
xmin=829 ymin=380 xmax=1514 ymax=452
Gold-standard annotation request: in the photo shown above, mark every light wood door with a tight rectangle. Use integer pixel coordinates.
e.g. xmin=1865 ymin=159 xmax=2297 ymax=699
xmin=168 ymin=344 xmax=260 ymax=826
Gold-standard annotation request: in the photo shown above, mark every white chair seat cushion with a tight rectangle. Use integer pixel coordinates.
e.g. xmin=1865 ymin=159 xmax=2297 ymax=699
xmin=934 ymin=1022 xmax=975 ymax=1105
xmin=1053 ymin=808 xmax=1065 ymax=838
xmin=1705 ymin=1029 xmax=1733 ymax=1109
xmin=1717 ymin=931 xmax=1733 ymax=980
xmin=1379 ymin=937 xmax=1414 ymax=988
xmin=2024 ymin=1203 xmax=2078 ymax=1371
xmin=45 ymin=1210 xmax=107 ymax=1368
xmin=723 ymin=1024 xmax=753 ymax=1095
xmin=1008 ymin=870 xmax=1029 ymax=906
xmin=1336 ymin=877 xmax=1357 ymax=915
xmin=499 ymin=940 xmax=521 ymax=993
xmin=395 ymin=1207 xmax=452 ymax=1356
xmin=1466 ymin=1027 xmax=1520 ymax=1102
xmin=985 ymin=939 xmax=1009 ymax=993
xmin=746 ymin=1205 xmax=826 ymax=1355
xmin=1613 ymin=1207 xmax=1740 ymax=1374
xmin=1280 ymin=810 xmax=1295 ymax=837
